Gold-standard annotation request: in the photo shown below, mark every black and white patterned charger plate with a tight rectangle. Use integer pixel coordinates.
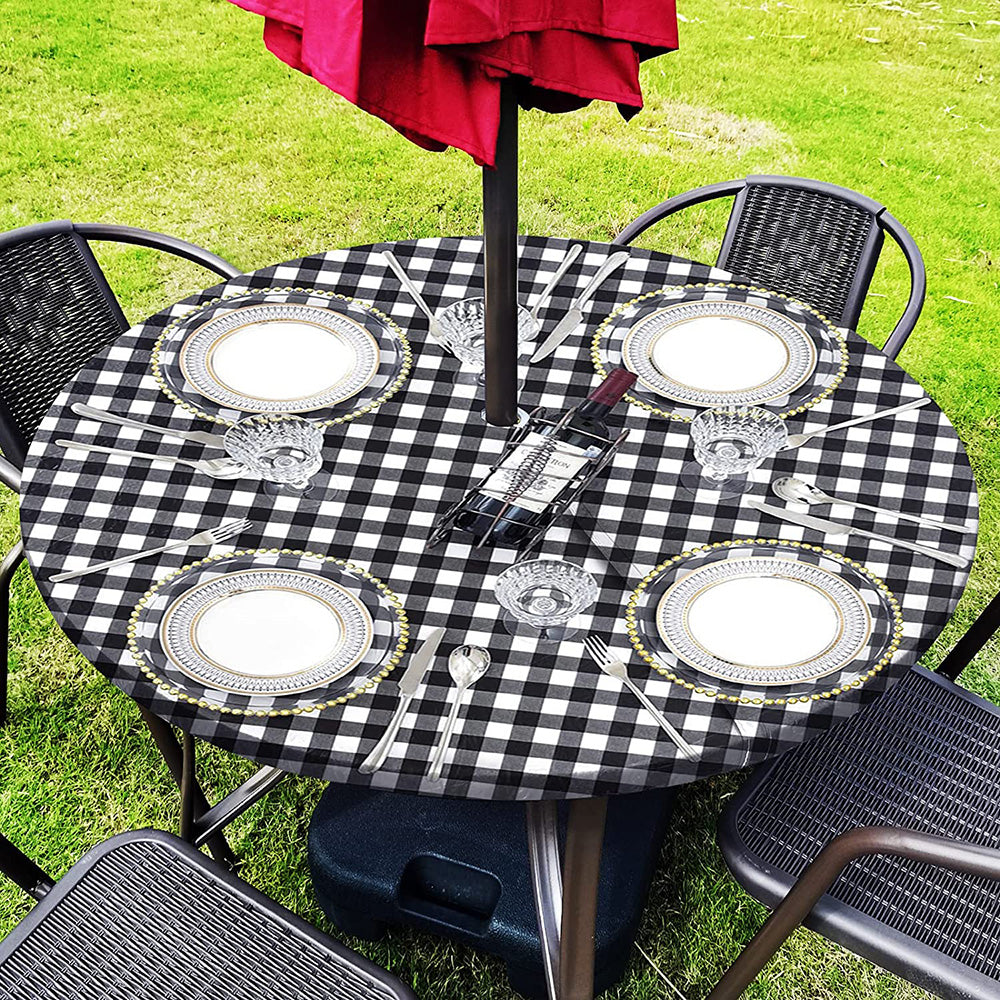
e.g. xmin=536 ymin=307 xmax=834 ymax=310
xmin=151 ymin=288 xmax=412 ymax=426
xmin=626 ymin=539 xmax=903 ymax=704
xmin=127 ymin=550 xmax=409 ymax=714
xmin=593 ymin=284 xmax=848 ymax=420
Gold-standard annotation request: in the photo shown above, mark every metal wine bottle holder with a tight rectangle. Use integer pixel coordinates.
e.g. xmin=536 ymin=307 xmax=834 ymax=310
xmin=428 ymin=406 xmax=629 ymax=553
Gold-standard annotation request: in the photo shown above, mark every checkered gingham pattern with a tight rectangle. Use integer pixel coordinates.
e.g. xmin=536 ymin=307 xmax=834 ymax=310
xmin=19 ymin=237 xmax=978 ymax=801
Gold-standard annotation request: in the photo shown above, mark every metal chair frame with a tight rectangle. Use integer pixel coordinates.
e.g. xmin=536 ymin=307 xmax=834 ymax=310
xmin=711 ymin=589 xmax=1000 ymax=999
xmin=614 ymin=175 xmax=926 ymax=360
xmin=0 ymin=828 xmax=417 ymax=999
xmin=0 ymin=221 xmax=283 ymax=869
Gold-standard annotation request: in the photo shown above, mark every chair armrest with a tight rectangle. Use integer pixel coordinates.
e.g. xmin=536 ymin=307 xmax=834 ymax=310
xmin=878 ymin=210 xmax=927 ymax=360
xmin=707 ymin=826 xmax=1000 ymax=1000
xmin=613 ymin=179 xmax=746 ymax=247
xmin=0 ymin=455 xmax=21 ymax=493
xmin=72 ymin=223 xmax=242 ymax=281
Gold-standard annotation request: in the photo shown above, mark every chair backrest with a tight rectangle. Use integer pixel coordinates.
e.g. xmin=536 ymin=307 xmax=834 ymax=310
xmin=719 ymin=178 xmax=885 ymax=329
xmin=0 ymin=221 xmax=129 ymax=467
xmin=614 ymin=175 xmax=926 ymax=360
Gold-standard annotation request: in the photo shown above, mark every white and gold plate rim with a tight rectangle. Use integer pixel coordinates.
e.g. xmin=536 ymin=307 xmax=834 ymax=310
xmin=176 ymin=302 xmax=382 ymax=413
xmin=591 ymin=283 xmax=849 ymax=422
xmin=620 ymin=300 xmax=819 ymax=406
xmin=158 ymin=567 xmax=375 ymax=696
xmin=126 ymin=548 xmax=410 ymax=716
xmin=150 ymin=288 xmax=413 ymax=428
xmin=624 ymin=539 xmax=904 ymax=706
xmin=653 ymin=555 xmax=873 ymax=686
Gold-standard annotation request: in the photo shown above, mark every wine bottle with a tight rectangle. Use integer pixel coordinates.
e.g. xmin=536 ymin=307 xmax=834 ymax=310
xmin=449 ymin=368 xmax=637 ymax=548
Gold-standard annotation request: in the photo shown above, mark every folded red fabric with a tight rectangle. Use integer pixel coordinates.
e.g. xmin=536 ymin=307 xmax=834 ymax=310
xmin=228 ymin=0 xmax=677 ymax=165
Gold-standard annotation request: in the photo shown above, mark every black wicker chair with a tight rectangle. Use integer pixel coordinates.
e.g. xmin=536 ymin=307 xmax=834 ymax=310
xmin=614 ymin=175 xmax=926 ymax=360
xmin=710 ymin=589 xmax=1000 ymax=1000
xmin=0 ymin=220 xmax=271 ymax=867
xmin=0 ymin=219 xmax=240 ymax=727
xmin=0 ymin=826 xmax=417 ymax=999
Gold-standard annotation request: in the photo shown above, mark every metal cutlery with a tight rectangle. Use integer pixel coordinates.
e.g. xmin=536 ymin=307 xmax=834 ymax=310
xmin=358 ymin=627 xmax=446 ymax=775
xmin=583 ymin=635 xmax=698 ymax=760
xmin=783 ymin=397 xmax=931 ymax=450
xmin=772 ymin=476 xmax=974 ymax=535
xmin=746 ymin=499 xmax=970 ymax=569
xmin=56 ymin=439 xmax=246 ymax=479
xmin=50 ymin=518 xmax=252 ymax=583
xmin=529 ymin=243 xmax=583 ymax=321
xmin=427 ymin=644 xmax=491 ymax=782
xmin=381 ymin=250 xmax=457 ymax=355
xmin=71 ymin=402 xmax=228 ymax=449
xmin=530 ymin=251 xmax=631 ymax=363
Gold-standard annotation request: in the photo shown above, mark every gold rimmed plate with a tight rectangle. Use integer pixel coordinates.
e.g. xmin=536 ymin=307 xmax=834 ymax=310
xmin=128 ymin=550 xmax=408 ymax=714
xmin=626 ymin=540 xmax=902 ymax=703
xmin=593 ymin=285 xmax=848 ymax=421
xmin=152 ymin=289 xmax=411 ymax=426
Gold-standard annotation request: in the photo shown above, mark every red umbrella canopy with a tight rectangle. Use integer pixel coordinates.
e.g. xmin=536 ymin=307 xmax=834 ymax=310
xmin=228 ymin=0 xmax=678 ymax=165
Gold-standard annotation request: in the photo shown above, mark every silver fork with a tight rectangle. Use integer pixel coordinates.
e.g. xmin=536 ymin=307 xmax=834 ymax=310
xmin=584 ymin=635 xmax=699 ymax=760
xmin=71 ymin=402 xmax=228 ymax=449
xmin=56 ymin=440 xmax=246 ymax=479
xmin=50 ymin=518 xmax=252 ymax=583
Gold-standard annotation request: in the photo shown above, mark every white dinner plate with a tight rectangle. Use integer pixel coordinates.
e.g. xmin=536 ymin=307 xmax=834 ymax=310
xmin=656 ymin=557 xmax=871 ymax=686
xmin=626 ymin=541 xmax=902 ymax=700
xmin=151 ymin=290 xmax=411 ymax=426
xmin=593 ymin=285 xmax=848 ymax=421
xmin=160 ymin=567 xmax=374 ymax=695
xmin=128 ymin=550 xmax=408 ymax=713
xmin=179 ymin=303 xmax=380 ymax=412
xmin=621 ymin=301 xmax=817 ymax=406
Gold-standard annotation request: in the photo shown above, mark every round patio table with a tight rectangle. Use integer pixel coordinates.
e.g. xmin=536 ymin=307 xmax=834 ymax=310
xmin=18 ymin=235 xmax=978 ymax=998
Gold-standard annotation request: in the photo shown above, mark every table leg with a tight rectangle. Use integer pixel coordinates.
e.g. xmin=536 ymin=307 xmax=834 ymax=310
xmin=560 ymin=798 xmax=608 ymax=1000
xmin=179 ymin=731 xmax=196 ymax=842
xmin=137 ymin=704 xmax=237 ymax=868
xmin=526 ymin=798 xmax=608 ymax=1000
xmin=526 ymin=801 xmax=563 ymax=1000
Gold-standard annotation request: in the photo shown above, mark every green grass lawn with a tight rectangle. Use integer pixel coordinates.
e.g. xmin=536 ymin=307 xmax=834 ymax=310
xmin=1 ymin=1 xmax=998 ymax=997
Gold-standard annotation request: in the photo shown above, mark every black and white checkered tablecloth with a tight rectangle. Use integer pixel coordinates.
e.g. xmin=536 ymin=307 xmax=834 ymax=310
xmin=19 ymin=236 xmax=978 ymax=800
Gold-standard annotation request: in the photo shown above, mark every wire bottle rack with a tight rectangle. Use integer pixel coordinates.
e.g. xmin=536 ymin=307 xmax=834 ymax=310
xmin=428 ymin=406 xmax=629 ymax=554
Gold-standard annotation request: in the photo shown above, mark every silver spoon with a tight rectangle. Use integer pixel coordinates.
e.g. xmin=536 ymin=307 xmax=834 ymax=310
xmin=772 ymin=477 xmax=975 ymax=535
xmin=427 ymin=645 xmax=492 ymax=782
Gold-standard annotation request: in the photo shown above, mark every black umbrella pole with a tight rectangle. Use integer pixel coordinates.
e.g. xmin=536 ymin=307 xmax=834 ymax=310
xmin=482 ymin=84 xmax=518 ymax=426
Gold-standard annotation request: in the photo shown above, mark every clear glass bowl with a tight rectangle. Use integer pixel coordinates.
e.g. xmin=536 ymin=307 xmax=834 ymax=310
xmin=495 ymin=559 xmax=599 ymax=628
xmin=224 ymin=413 xmax=324 ymax=493
xmin=690 ymin=406 xmax=788 ymax=482
xmin=436 ymin=297 xmax=539 ymax=374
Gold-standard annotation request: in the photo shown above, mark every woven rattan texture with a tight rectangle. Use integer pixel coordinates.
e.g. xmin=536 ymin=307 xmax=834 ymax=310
xmin=723 ymin=185 xmax=877 ymax=325
xmin=0 ymin=838 xmax=403 ymax=1000
xmin=735 ymin=668 xmax=1000 ymax=982
xmin=0 ymin=232 xmax=126 ymax=453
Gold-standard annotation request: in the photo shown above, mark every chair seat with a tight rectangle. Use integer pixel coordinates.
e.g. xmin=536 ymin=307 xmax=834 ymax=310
xmin=0 ymin=830 xmax=413 ymax=1000
xmin=718 ymin=666 xmax=1000 ymax=1000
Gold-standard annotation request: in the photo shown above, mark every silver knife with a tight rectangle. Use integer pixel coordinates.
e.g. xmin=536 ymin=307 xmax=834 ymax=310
xmin=530 ymin=251 xmax=631 ymax=363
xmin=358 ymin=626 xmax=446 ymax=774
xmin=746 ymin=499 xmax=970 ymax=569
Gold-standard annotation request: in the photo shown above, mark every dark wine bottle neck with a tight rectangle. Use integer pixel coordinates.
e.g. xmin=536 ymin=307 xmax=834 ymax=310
xmin=574 ymin=399 xmax=612 ymax=420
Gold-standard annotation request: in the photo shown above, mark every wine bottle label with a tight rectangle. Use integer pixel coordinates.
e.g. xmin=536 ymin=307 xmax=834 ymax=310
xmin=480 ymin=432 xmax=592 ymax=515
